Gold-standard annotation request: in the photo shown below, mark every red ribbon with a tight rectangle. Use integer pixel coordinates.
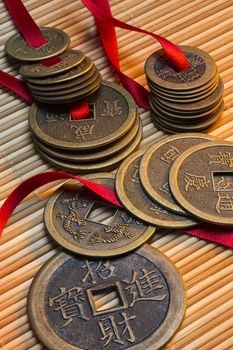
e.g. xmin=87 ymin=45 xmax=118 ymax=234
xmin=0 ymin=171 xmax=122 ymax=237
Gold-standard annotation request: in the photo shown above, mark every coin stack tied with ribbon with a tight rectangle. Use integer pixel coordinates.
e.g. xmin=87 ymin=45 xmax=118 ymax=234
xmin=5 ymin=28 xmax=142 ymax=172
xmin=145 ymin=46 xmax=224 ymax=133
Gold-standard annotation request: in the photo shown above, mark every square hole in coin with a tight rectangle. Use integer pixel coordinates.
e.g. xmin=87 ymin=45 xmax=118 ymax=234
xmin=211 ymin=171 xmax=233 ymax=192
xmin=70 ymin=103 xmax=96 ymax=121
xmin=87 ymin=282 xmax=128 ymax=316
xmin=85 ymin=202 xmax=117 ymax=225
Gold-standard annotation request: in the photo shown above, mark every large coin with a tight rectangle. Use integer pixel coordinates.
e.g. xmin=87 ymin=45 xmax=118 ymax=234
xmin=140 ymin=134 xmax=216 ymax=214
xmin=19 ymin=50 xmax=85 ymax=78
xmin=5 ymin=27 xmax=70 ymax=61
xmin=145 ymin=45 xmax=217 ymax=91
xmin=25 ymin=56 xmax=94 ymax=85
xmin=35 ymin=120 xmax=142 ymax=172
xmin=28 ymin=245 xmax=186 ymax=350
xmin=29 ymin=81 xmax=136 ymax=150
xmin=116 ymin=148 xmax=198 ymax=228
xmin=32 ymin=113 xmax=140 ymax=163
xmin=44 ymin=173 xmax=155 ymax=256
xmin=169 ymin=142 xmax=233 ymax=225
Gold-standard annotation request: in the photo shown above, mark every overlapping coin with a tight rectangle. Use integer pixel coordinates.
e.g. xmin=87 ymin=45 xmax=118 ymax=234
xmin=145 ymin=46 xmax=224 ymax=132
xmin=116 ymin=147 xmax=198 ymax=228
xmin=28 ymin=245 xmax=186 ymax=350
xmin=29 ymin=81 xmax=142 ymax=172
xmin=169 ymin=142 xmax=233 ymax=225
xmin=44 ymin=173 xmax=155 ymax=256
xmin=20 ymin=50 xmax=102 ymax=104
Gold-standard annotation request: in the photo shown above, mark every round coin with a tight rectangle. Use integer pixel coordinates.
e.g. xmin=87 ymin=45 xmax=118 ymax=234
xmin=29 ymin=81 xmax=137 ymax=150
xmin=116 ymin=147 xmax=199 ymax=228
xmin=145 ymin=45 xmax=217 ymax=91
xmin=44 ymin=173 xmax=155 ymax=256
xmin=32 ymin=112 xmax=140 ymax=163
xmin=19 ymin=50 xmax=85 ymax=78
xmin=28 ymin=245 xmax=186 ymax=350
xmin=35 ymin=120 xmax=142 ymax=172
xmin=25 ymin=56 xmax=94 ymax=85
xmin=140 ymin=134 xmax=216 ymax=214
xmin=169 ymin=142 xmax=233 ymax=225
xmin=5 ymin=27 xmax=70 ymax=61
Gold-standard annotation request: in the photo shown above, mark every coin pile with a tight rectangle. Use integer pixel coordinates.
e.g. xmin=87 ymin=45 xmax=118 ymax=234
xmin=29 ymin=81 xmax=142 ymax=173
xmin=145 ymin=46 xmax=224 ymax=133
xmin=5 ymin=28 xmax=102 ymax=104
xmin=116 ymin=133 xmax=233 ymax=228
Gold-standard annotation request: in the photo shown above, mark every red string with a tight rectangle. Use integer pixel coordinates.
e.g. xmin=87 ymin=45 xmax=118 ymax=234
xmin=0 ymin=171 xmax=122 ymax=237
xmin=0 ymin=70 xmax=33 ymax=103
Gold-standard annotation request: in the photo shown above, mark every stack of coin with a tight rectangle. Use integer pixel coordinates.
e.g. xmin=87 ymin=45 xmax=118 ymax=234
xmin=29 ymin=81 xmax=142 ymax=173
xmin=116 ymin=133 xmax=218 ymax=229
xmin=5 ymin=28 xmax=102 ymax=104
xmin=145 ymin=46 xmax=224 ymax=133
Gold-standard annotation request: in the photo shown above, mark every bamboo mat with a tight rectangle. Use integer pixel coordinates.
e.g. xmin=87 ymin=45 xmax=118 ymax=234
xmin=1 ymin=0 xmax=233 ymax=349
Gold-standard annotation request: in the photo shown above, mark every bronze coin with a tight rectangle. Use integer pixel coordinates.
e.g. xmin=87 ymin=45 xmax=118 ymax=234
xmin=5 ymin=27 xmax=70 ymax=61
xmin=19 ymin=50 xmax=85 ymax=78
xmin=170 ymin=142 xmax=233 ymax=225
xmin=151 ymin=101 xmax=224 ymax=132
xmin=31 ymin=71 xmax=101 ymax=98
xmin=29 ymin=81 xmax=137 ymax=150
xmin=35 ymin=120 xmax=142 ymax=173
xmin=140 ymin=134 xmax=216 ymax=214
xmin=154 ymin=78 xmax=224 ymax=112
xmin=150 ymin=97 xmax=223 ymax=122
xmin=145 ymin=45 xmax=217 ymax=91
xmin=116 ymin=147 xmax=199 ymax=228
xmin=44 ymin=173 xmax=155 ymax=256
xmin=25 ymin=56 xmax=94 ymax=85
xmin=32 ymin=113 xmax=140 ymax=163
xmin=26 ymin=64 xmax=96 ymax=92
xmin=28 ymin=245 xmax=186 ymax=350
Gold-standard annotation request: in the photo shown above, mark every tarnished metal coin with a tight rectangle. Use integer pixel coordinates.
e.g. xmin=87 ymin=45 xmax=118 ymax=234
xmin=116 ymin=148 xmax=198 ymax=228
xmin=170 ymin=142 xmax=233 ymax=225
xmin=140 ymin=134 xmax=216 ymax=214
xmin=29 ymin=81 xmax=136 ymax=150
xmin=145 ymin=45 xmax=217 ymax=91
xmin=44 ymin=173 xmax=155 ymax=256
xmin=35 ymin=120 xmax=142 ymax=172
xmin=28 ymin=245 xmax=186 ymax=350
xmin=19 ymin=50 xmax=85 ymax=78
xmin=32 ymin=113 xmax=140 ymax=163
xmin=5 ymin=27 xmax=70 ymax=61
xmin=25 ymin=56 xmax=94 ymax=85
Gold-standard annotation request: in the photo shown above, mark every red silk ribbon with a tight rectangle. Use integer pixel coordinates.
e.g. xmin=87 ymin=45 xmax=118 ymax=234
xmin=0 ymin=171 xmax=122 ymax=237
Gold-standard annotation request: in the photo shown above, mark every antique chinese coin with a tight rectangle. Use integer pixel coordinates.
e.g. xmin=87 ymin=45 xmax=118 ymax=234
xmin=28 ymin=81 xmax=136 ymax=150
xmin=5 ymin=27 xmax=70 ymax=61
xmin=19 ymin=50 xmax=85 ymax=78
xmin=140 ymin=134 xmax=216 ymax=214
xmin=116 ymin=148 xmax=198 ymax=228
xmin=145 ymin=45 xmax=217 ymax=91
xmin=169 ymin=142 xmax=233 ymax=225
xmin=28 ymin=245 xmax=186 ymax=350
xmin=44 ymin=173 xmax=155 ymax=256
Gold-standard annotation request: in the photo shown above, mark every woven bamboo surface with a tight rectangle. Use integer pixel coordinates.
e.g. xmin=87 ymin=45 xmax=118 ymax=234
xmin=1 ymin=0 xmax=233 ymax=349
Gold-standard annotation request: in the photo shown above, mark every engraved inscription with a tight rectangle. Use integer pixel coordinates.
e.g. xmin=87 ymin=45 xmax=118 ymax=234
xmin=208 ymin=152 xmax=233 ymax=168
xmin=71 ymin=123 xmax=95 ymax=140
xmin=120 ymin=211 xmax=142 ymax=225
xmin=89 ymin=224 xmax=133 ymax=245
xmin=212 ymin=172 xmax=233 ymax=192
xmin=131 ymin=165 xmax=140 ymax=183
xmin=160 ymin=145 xmax=180 ymax=163
xmin=159 ymin=182 xmax=171 ymax=196
xmin=154 ymin=53 xmax=206 ymax=83
xmin=123 ymin=268 xmax=167 ymax=307
xmin=98 ymin=312 xmax=136 ymax=347
xmin=45 ymin=110 xmax=66 ymax=123
xmin=184 ymin=172 xmax=210 ymax=191
xmin=49 ymin=287 xmax=89 ymax=328
xmin=216 ymin=193 xmax=233 ymax=214
xmin=149 ymin=203 xmax=168 ymax=215
xmin=100 ymin=100 xmax=123 ymax=117
xmin=81 ymin=260 xmax=116 ymax=285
